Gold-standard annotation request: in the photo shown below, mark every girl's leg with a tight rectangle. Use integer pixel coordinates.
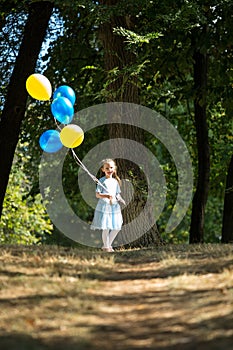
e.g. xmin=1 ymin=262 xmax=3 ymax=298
xmin=109 ymin=230 xmax=120 ymax=248
xmin=102 ymin=229 xmax=110 ymax=248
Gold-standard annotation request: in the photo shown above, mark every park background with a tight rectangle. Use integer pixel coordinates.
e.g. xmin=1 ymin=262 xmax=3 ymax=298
xmin=0 ymin=1 xmax=232 ymax=349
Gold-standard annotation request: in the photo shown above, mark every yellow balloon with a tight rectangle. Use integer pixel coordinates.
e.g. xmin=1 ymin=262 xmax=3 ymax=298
xmin=60 ymin=124 xmax=84 ymax=148
xmin=26 ymin=73 xmax=52 ymax=101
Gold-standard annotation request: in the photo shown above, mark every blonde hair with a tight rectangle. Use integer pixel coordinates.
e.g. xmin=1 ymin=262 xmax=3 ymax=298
xmin=100 ymin=158 xmax=121 ymax=186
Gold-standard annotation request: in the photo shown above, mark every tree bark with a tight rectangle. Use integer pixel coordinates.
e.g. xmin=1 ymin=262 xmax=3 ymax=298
xmin=189 ymin=33 xmax=210 ymax=243
xmin=0 ymin=1 xmax=53 ymax=218
xmin=221 ymin=154 xmax=233 ymax=243
xmin=99 ymin=0 xmax=162 ymax=246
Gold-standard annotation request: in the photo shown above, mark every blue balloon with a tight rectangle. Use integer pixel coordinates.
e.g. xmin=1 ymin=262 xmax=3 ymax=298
xmin=53 ymin=85 xmax=76 ymax=105
xmin=51 ymin=96 xmax=74 ymax=124
xmin=39 ymin=130 xmax=63 ymax=153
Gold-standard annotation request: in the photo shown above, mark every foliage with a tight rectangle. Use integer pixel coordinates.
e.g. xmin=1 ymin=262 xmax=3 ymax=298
xmin=0 ymin=0 xmax=232 ymax=244
xmin=0 ymin=9 xmax=27 ymax=108
xmin=0 ymin=143 xmax=53 ymax=244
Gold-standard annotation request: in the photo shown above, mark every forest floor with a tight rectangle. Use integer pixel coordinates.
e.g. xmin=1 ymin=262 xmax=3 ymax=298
xmin=0 ymin=244 xmax=232 ymax=350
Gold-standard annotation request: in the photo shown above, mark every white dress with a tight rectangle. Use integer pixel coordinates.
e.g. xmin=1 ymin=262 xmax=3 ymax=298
xmin=90 ymin=176 xmax=123 ymax=230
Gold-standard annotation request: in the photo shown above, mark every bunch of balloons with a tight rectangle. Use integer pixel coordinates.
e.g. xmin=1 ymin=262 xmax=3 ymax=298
xmin=26 ymin=73 xmax=84 ymax=153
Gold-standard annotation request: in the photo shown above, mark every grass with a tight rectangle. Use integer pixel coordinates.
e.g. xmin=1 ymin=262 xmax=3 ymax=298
xmin=0 ymin=244 xmax=232 ymax=349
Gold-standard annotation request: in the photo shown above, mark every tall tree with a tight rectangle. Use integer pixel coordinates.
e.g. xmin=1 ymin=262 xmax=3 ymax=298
xmin=189 ymin=23 xmax=210 ymax=243
xmin=98 ymin=0 xmax=162 ymax=246
xmin=0 ymin=1 xmax=53 ymax=218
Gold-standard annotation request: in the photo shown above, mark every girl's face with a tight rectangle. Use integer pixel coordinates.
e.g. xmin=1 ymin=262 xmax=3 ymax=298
xmin=102 ymin=162 xmax=115 ymax=178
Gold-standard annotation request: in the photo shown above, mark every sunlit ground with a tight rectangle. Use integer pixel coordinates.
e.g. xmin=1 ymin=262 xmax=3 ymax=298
xmin=0 ymin=244 xmax=232 ymax=349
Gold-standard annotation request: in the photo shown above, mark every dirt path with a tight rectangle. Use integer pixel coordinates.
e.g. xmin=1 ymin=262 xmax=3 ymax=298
xmin=0 ymin=245 xmax=232 ymax=349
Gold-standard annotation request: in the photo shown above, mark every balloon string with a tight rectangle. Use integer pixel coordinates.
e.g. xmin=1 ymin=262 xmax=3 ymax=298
xmin=71 ymin=149 xmax=109 ymax=193
xmin=52 ymin=121 xmax=108 ymax=192
xmin=54 ymin=118 xmax=62 ymax=131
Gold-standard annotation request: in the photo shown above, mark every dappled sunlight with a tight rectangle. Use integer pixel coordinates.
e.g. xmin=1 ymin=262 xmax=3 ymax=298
xmin=0 ymin=245 xmax=232 ymax=349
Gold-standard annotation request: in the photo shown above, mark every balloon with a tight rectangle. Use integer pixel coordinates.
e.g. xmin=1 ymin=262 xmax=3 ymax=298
xmin=60 ymin=124 xmax=84 ymax=148
xmin=26 ymin=74 xmax=52 ymax=101
xmin=39 ymin=130 xmax=63 ymax=153
xmin=53 ymin=85 xmax=76 ymax=105
xmin=51 ymin=97 xmax=74 ymax=124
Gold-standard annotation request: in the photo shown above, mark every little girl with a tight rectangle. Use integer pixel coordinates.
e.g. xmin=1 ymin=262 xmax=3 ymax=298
xmin=91 ymin=158 xmax=125 ymax=252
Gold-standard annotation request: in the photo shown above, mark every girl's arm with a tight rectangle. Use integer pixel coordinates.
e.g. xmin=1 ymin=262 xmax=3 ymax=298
xmin=96 ymin=192 xmax=112 ymax=199
xmin=116 ymin=193 xmax=126 ymax=205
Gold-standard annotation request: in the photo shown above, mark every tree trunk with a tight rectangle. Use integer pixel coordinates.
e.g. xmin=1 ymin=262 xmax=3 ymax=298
xmin=189 ymin=33 xmax=210 ymax=243
xmin=99 ymin=0 xmax=162 ymax=247
xmin=0 ymin=1 xmax=53 ymax=218
xmin=221 ymin=154 xmax=233 ymax=243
